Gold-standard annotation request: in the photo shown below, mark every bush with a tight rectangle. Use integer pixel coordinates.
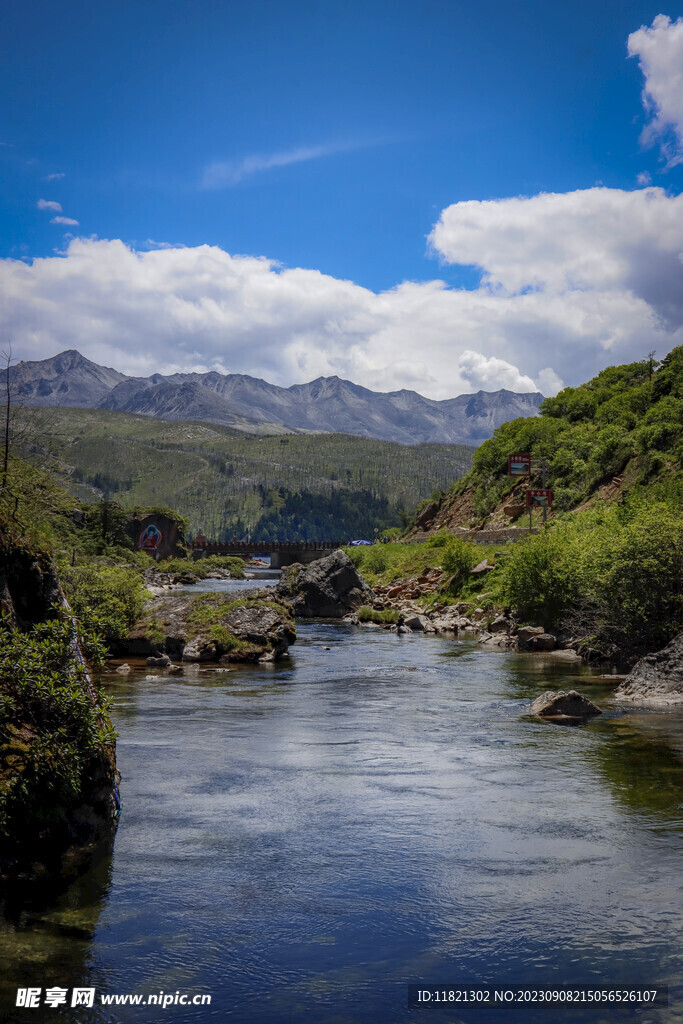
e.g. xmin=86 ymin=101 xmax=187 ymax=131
xmin=59 ymin=564 xmax=147 ymax=648
xmin=499 ymin=524 xmax=580 ymax=627
xmin=499 ymin=500 xmax=683 ymax=657
xmin=441 ymin=537 xmax=478 ymax=593
xmin=595 ymin=502 xmax=683 ymax=654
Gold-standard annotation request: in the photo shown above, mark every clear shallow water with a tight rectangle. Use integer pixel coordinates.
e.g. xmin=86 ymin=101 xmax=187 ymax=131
xmin=1 ymin=618 xmax=682 ymax=1024
xmin=182 ymin=568 xmax=280 ymax=595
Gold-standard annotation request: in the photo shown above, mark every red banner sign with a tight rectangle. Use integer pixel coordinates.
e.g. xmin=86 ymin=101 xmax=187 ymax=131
xmin=525 ymin=488 xmax=552 ymax=508
xmin=508 ymin=453 xmax=531 ymax=476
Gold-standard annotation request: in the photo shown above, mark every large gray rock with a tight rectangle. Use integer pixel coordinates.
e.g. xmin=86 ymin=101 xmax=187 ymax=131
xmin=123 ymin=590 xmax=295 ymax=662
xmin=615 ymin=633 xmax=683 ymax=706
xmin=517 ymin=625 xmax=546 ymax=650
xmin=221 ymin=604 xmax=295 ymax=659
xmin=276 ymin=550 xmax=374 ymax=618
xmin=531 ymin=690 xmax=602 ymax=718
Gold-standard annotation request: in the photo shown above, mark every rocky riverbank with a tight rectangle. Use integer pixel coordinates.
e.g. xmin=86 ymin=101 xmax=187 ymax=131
xmin=614 ymin=633 xmax=683 ymax=706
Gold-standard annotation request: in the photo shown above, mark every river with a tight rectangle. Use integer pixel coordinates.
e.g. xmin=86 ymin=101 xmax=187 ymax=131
xmin=1 ymin=578 xmax=682 ymax=1023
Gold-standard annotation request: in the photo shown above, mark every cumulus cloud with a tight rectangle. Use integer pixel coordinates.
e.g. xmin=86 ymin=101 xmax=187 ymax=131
xmin=429 ymin=186 xmax=683 ymax=328
xmin=50 ymin=216 xmax=79 ymax=226
xmin=37 ymin=199 xmax=62 ymax=212
xmin=628 ymin=14 xmax=683 ymax=166
xmin=202 ymin=140 xmax=364 ymax=188
xmin=458 ymin=351 xmax=537 ymax=392
xmin=2 ymin=186 xmax=681 ymax=400
xmin=536 ymin=368 xmax=564 ymax=397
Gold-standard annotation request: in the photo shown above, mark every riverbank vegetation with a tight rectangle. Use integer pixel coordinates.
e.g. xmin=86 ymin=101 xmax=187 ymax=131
xmin=152 ymin=554 xmax=246 ymax=581
xmin=0 ymin=617 xmax=116 ymax=878
xmin=346 ymin=532 xmax=493 ymax=591
xmin=0 ymin=466 xmax=119 ymax=879
xmin=495 ymin=493 xmax=682 ymax=661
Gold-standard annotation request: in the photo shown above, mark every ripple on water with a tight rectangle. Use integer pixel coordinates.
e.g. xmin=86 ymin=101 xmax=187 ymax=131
xmin=2 ymin=622 xmax=682 ymax=1024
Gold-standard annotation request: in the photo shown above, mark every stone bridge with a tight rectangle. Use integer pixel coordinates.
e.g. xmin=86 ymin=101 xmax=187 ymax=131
xmin=191 ymin=539 xmax=345 ymax=569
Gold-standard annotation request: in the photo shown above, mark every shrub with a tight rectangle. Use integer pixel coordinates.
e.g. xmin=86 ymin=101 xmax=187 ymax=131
xmin=499 ymin=500 xmax=683 ymax=657
xmin=499 ymin=526 xmax=577 ymax=627
xmin=59 ymin=564 xmax=147 ymax=649
xmin=441 ymin=537 xmax=478 ymax=593
xmin=594 ymin=502 xmax=683 ymax=654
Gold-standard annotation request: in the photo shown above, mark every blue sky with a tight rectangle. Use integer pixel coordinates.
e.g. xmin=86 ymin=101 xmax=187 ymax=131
xmin=1 ymin=0 xmax=682 ymax=397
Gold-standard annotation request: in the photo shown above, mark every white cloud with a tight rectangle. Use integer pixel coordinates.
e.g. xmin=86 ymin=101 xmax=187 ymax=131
xmin=50 ymin=216 xmax=79 ymax=226
xmin=637 ymin=171 xmax=652 ymax=185
xmin=43 ymin=172 xmax=65 ymax=181
xmin=429 ymin=186 xmax=683 ymax=328
xmin=2 ymin=185 xmax=681 ymax=401
xmin=37 ymin=199 xmax=62 ymax=212
xmin=458 ymin=350 xmax=537 ymax=392
xmin=536 ymin=368 xmax=564 ymax=397
xmin=628 ymin=14 xmax=683 ymax=166
xmin=202 ymin=140 xmax=366 ymax=188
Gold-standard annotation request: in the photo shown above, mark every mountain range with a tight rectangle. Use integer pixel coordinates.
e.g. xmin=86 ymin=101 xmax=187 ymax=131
xmin=10 ymin=350 xmax=544 ymax=445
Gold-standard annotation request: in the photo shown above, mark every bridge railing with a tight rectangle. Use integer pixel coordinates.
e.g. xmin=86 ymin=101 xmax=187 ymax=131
xmin=190 ymin=539 xmax=346 ymax=552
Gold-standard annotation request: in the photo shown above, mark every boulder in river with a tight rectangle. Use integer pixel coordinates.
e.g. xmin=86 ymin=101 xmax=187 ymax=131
xmin=276 ymin=549 xmax=374 ymax=618
xmin=614 ymin=633 xmax=683 ymax=706
xmin=531 ymin=689 xmax=602 ymax=719
xmin=121 ymin=590 xmax=296 ymax=663
xmin=146 ymin=653 xmax=172 ymax=667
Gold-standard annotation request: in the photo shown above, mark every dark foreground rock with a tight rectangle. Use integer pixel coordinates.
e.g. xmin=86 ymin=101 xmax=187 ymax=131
xmin=120 ymin=590 xmax=296 ymax=663
xmin=531 ymin=690 xmax=602 ymax=719
xmin=614 ymin=633 xmax=683 ymax=706
xmin=276 ymin=549 xmax=374 ymax=618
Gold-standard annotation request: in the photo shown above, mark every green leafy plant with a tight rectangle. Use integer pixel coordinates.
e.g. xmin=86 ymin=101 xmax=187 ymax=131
xmin=0 ymin=616 xmax=116 ymax=854
xmin=58 ymin=563 xmax=147 ymax=649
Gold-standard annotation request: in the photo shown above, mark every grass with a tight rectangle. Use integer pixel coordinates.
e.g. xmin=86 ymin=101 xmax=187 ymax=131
xmin=157 ymin=555 xmax=246 ymax=580
xmin=356 ymin=606 xmax=400 ymax=624
xmin=345 ymin=537 xmax=509 ymax=587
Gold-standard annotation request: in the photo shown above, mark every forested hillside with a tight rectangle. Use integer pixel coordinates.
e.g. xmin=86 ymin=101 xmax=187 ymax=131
xmin=12 ymin=406 xmax=473 ymax=540
xmin=411 ymin=347 xmax=682 ymax=533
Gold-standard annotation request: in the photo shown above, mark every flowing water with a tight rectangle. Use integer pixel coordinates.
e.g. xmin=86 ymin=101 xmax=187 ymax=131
xmin=1 ymin=586 xmax=682 ymax=1023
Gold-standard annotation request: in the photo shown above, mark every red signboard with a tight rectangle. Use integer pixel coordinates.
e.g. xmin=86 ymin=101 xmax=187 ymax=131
xmin=508 ymin=453 xmax=531 ymax=476
xmin=525 ymin=488 xmax=553 ymax=508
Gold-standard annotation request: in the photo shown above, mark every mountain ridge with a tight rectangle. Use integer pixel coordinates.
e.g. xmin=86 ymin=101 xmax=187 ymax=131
xmin=11 ymin=350 xmax=544 ymax=445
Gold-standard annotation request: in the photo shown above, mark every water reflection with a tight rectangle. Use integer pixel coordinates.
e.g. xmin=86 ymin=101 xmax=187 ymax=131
xmin=590 ymin=713 xmax=683 ymax=821
xmin=0 ymin=853 xmax=113 ymax=1022
xmin=1 ymin=624 xmax=681 ymax=1023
